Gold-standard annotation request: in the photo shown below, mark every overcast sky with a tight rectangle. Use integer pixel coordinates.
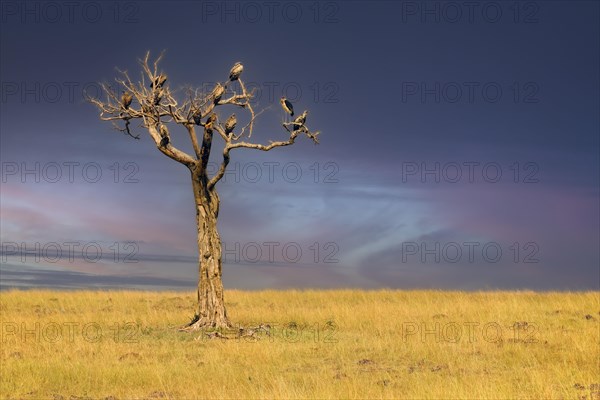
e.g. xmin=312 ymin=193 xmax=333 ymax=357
xmin=1 ymin=1 xmax=598 ymax=291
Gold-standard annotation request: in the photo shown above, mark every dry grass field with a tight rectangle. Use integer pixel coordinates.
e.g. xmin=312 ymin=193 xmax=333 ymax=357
xmin=0 ymin=289 xmax=598 ymax=399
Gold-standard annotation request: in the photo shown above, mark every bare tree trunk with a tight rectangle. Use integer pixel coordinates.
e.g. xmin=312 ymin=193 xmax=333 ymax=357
xmin=185 ymin=169 xmax=231 ymax=330
xmin=91 ymin=54 xmax=320 ymax=333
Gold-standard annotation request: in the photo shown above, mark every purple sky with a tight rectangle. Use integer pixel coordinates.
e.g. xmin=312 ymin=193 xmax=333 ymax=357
xmin=1 ymin=1 xmax=598 ymax=290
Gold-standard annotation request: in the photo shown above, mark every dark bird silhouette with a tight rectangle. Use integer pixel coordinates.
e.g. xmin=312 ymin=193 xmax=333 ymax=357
xmin=159 ymin=124 xmax=170 ymax=147
xmin=150 ymin=74 xmax=167 ymax=89
xmin=293 ymin=110 xmax=308 ymax=131
xmin=192 ymin=109 xmax=202 ymax=125
xmin=121 ymin=91 xmax=133 ymax=109
xmin=280 ymin=97 xmax=294 ymax=116
xmin=212 ymin=83 xmax=225 ymax=103
xmin=229 ymin=62 xmax=243 ymax=81
xmin=224 ymin=114 xmax=237 ymax=134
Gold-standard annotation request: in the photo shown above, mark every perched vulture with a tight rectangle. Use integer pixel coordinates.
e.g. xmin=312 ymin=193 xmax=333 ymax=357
xmin=192 ymin=109 xmax=202 ymax=126
xmin=159 ymin=124 xmax=170 ymax=147
xmin=280 ymin=97 xmax=294 ymax=116
xmin=293 ymin=110 xmax=308 ymax=131
xmin=224 ymin=114 xmax=237 ymax=134
xmin=150 ymin=74 xmax=167 ymax=89
xmin=229 ymin=62 xmax=244 ymax=81
xmin=121 ymin=91 xmax=133 ymax=109
xmin=212 ymin=83 xmax=225 ymax=103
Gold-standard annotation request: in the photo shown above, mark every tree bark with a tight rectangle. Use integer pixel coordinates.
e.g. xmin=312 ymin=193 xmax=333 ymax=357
xmin=184 ymin=167 xmax=231 ymax=330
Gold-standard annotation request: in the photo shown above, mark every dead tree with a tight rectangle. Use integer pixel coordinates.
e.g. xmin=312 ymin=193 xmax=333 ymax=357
xmin=89 ymin=52 xmax=320 ymax=330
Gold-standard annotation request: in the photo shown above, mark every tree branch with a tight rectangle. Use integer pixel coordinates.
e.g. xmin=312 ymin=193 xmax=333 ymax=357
xmin=208 ymin=147 xmax=231 ymax=190
xmin=207 ymin=126 xmax=319 ymax=190
xmin=199 ymin=125 xmax=214 ymax=171
xmin=186 ymin=124 xmax=202 ymax=160
xmin=90 ymin=52 xmax=320 ymax=180
xmin=148 ymin=125 xmax=196 ymax=167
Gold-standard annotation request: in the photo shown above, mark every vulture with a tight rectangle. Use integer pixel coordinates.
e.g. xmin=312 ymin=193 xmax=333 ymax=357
xmin=212 ymin=83 xmax=225 ymax=103
xmin=159 ymin=124 xmax=170 ymax=147
xmin=229 ymin=62 xmax=244 ymax=81
xmin=280 ymin=97 xmax=294 ymax=116
xmin=293 ymin=110 xmax=308 ymax=131
xmin=192 ymin=109 xmax=202 ymax=126
xmin=224 ymin=114 xmax=237 ymax=134
xmin=150 ymin=74 xmax=167 ymax=89
xmin=121 ymin=91 xmax=133 ymax=109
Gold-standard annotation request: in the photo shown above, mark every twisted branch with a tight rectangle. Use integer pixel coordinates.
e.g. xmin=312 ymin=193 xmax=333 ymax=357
xmin=89 ymin=52 xmax=320 ymax=183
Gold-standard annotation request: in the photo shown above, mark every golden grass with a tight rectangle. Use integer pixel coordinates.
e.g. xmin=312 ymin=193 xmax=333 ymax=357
xmin=1 ymin=289 xmax=598 ymax=399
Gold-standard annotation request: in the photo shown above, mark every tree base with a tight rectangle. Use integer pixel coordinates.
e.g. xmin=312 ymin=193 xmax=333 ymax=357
xmin=178 ymin=314 xmax=233 ymax=332
xmin=179 ymin=315 xmax=272 ymax=341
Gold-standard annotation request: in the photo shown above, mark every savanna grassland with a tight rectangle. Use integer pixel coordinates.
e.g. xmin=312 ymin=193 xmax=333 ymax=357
xmin=0 ymin=290 xmax=598 ymax=399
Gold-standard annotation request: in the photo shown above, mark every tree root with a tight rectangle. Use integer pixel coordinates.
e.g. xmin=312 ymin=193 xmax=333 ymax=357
xmin=198 ymin=331 xmax=229 ymax=340
xmin=180 ymin=318 xmax=272 ymax=341
xmin=178 ymin=314 xmax=234 ymax=332
xmin=238 ymin=324 xmax=272 ymax=338
xmin=198 ymin=325 xmax=271 ymax=341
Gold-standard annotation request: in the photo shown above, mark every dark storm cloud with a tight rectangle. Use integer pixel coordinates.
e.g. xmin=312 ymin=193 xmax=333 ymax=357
xmin=1 ymin=1 xmax=598 ymax=290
